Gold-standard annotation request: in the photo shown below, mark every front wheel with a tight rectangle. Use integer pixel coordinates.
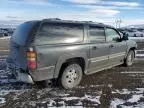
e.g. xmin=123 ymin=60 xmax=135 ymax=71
xmin=124 ymin=50 xmax=135 ymax=66
xmin=60 ymin=63 xmax=83 ymax=89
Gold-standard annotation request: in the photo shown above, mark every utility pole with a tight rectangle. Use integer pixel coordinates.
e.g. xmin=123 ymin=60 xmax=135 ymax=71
xmin=115 ymin=19 xmax=122 ymax=28
xmin=118 ymin=19 xmax=122 ymax=28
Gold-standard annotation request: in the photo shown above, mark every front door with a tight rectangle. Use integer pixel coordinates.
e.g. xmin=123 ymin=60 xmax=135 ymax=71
xmin=88 ymin=26 xmax=109 ymax=73
xmin=105 ymin=28 xmax=127 ymax=66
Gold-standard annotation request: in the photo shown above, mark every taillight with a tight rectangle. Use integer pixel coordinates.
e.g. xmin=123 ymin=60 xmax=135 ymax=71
xmin=27 ymin=51 xmax=37 ymax=71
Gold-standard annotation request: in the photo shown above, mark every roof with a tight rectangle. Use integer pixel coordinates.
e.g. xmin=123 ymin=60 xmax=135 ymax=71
xmin=42 ymin=18 xmax=113 ymax=28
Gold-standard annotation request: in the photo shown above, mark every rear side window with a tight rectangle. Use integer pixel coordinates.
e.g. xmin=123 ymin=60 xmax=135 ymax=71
xmin=12 ymin=22 xmax=37 ymax=45
xmin=36 ymin=22 xmax=83 ymax=44
xmin=89 ymin=26 xmax=105 ymax=43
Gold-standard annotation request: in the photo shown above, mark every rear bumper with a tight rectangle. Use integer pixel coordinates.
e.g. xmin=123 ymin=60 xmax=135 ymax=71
xmin=16 ymin=71 xmax=34 ymax=84
xmin=7 ymin=62 xmax=34 ymax=84
xmin=29 ymin=66 xmax=55 ymax=81
xmin=7 ymin=63 xmax=55 ymax=83
xmin=7 ymin=57 xmax=55 ymax=83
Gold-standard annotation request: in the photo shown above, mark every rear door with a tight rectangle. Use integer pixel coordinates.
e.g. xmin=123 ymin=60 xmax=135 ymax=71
xmin=9 ymin=21 xmax=39 ymax=69
xmin=105 ymin=28 xmax=127 ymax=66
xmin=88 ymin=25 xmax=109 ymax=73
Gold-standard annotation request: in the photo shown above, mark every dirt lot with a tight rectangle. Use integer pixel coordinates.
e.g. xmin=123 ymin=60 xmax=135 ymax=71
xmin=0 ymin=59 xmax=144 ymax=108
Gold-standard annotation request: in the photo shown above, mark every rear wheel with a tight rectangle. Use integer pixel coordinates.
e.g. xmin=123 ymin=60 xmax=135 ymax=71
xmin=60 ymin=63 xmax=83 ymax=89
xmin=124 ymin=50 xmax=135 ymax=66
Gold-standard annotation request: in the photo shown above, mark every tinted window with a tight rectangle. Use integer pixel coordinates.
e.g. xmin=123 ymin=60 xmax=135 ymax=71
xmin=89 ymin=26 xmax=105 ymax=42
xmin=36 ymin=22 xmax=83 ymax=44
xmin=11 ymin=22 xmax=37 ymax=45
xmin=105 ymin=28 xmax=120 ymax=42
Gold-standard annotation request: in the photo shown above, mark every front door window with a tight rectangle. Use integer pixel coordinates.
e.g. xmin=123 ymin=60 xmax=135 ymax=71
xmin=105 ymin=28 xmax=120 ymax=42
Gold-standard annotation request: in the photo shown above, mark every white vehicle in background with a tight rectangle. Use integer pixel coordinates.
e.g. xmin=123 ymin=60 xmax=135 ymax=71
xmin=127 ymin=30 xmax=144 ymax=37
xmin=128 ymin=30 xmax=144 ymax=42
xmin=126 ymin=31 xmax=135 ymax=37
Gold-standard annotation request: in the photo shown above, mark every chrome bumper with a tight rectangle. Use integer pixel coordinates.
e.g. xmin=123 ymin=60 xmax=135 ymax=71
xmin=16 ymin=71 xmax=34 ymax=84
xmin=7 ymin=63 xmax=34 ymax=84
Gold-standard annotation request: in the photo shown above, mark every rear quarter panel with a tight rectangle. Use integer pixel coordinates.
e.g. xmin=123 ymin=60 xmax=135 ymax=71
xmin=35 ymin=43 xmax=89 ymax=78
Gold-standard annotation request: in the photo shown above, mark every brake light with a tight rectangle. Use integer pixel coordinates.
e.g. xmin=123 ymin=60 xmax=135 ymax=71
xmin=27 ymin=51 xmax=37 ymax=71
xmin=27 ymin=52 xmax=36 ymax=58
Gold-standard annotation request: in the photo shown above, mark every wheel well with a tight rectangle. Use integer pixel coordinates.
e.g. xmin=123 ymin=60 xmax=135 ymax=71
xmin=58 ymin=57 xmax=85 ymax=78
xmin=130 ymin=47 xmax=136 ymax=51
xmin=129 ymin=47 xmax=136 ymax=57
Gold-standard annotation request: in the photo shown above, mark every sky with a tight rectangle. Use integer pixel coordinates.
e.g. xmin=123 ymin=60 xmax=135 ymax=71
xmin=0 ymin=0 xmax=144 ymax=27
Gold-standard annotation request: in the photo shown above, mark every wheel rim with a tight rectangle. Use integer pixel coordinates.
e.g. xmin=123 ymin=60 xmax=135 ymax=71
xmin=65 ymin=68 xmax=78 ymax=86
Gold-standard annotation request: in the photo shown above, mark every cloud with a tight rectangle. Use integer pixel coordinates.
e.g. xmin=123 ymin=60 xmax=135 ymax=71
xmin=78 ymin=5 xmax=142 ymax=10
xmin=90 ymin=9 xmax=119 ymax=16
xmin=121 ymin=20 xmax=144 ymax=27
xmin=0 ymin=0 xmax=142 ymax=27
xmin=64 ymin=0 xmax=99 ymax=4
xmin=6 ymin=16 xmax=18 ymax=19
xmin=1 ymin=12 xmax=144 ymax=28
xmin=0 ymin=8 xmax=119 ymax=26
xmin=10 ymin=0 xmax=48 ymax=2
xmin=104 ymin=1 xmax=140 ymax=7
xmin=63 ymin=0 xmax=140 ymax=7
xmin=23 ymin=0 xmax=50 ymax=5
xmin=24 ymin=0 xmax=48 ymax=2
xmin=0 ymin=10 xmax=24 ymax=21
xmin=7 ymin=0 xmax=54 ymax=6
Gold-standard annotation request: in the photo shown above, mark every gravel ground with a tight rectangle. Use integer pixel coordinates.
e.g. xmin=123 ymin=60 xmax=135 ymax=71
xmin=0 ymin=59 xmax=144 ymax=108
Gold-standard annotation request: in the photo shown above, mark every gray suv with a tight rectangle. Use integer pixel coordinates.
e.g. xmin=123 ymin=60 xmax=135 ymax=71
xmin=7 ymin=19 xmax=137 ymax=89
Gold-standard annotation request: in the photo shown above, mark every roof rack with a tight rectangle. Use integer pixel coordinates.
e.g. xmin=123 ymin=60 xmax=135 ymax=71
xmin=43 ymin=18 xmax=61 ymax=21
xmin=42 ymin=18 xmax=105 ymax=25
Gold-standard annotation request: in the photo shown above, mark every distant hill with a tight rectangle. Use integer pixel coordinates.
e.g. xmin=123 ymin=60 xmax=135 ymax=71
xmin=0 ymin=20 xmax=25 ymax=28
xmin=123 ymin=24 xmax=144 ymax=29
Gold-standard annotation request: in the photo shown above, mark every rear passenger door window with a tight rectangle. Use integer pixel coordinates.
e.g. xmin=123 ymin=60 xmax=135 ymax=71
xmin=89 ymin=26 xmax=105 ymax=43
xmin=36 ymin=22 xmax=84 ymax=44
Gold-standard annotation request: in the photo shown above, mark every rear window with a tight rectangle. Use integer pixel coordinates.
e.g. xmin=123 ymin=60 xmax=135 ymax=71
xmin=35 ymin=22 xmax=84 ymax=44
xmin=89 ymin=26 xmax=105 ymax=43
xmin=11 ymin=21 xmax=37 ymax=45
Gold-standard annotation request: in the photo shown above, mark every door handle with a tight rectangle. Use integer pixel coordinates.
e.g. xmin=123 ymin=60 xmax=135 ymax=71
xmin=92 ymin=46 xmax=97 ymax=50
xmin=109 ymin=44 xmax=114 ymax=48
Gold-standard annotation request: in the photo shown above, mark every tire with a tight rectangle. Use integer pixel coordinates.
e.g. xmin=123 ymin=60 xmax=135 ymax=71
xmin=60 ymin=63 xmax=83 ymax=89
xmin=124 ymin=50 xmax=135 ymax=66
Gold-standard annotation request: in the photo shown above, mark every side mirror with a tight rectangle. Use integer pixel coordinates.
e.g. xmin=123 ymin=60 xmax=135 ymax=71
xmin=122 ymin=34 xmax=129 ymax=41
